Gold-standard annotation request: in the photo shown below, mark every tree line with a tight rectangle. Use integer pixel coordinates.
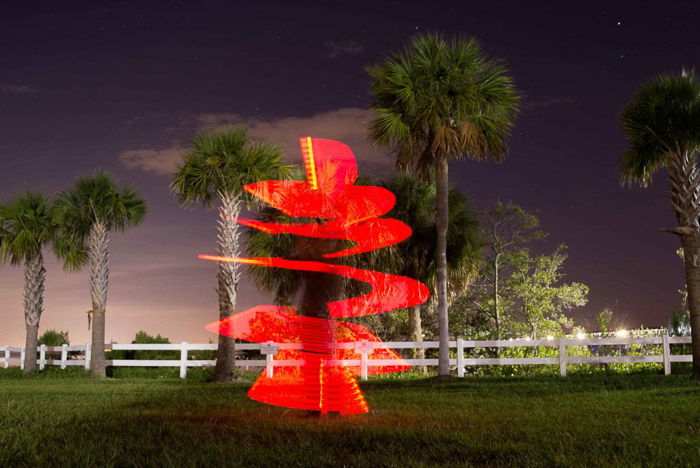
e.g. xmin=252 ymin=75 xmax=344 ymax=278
xmin=3 ymin=33 xmax=700 ymax=380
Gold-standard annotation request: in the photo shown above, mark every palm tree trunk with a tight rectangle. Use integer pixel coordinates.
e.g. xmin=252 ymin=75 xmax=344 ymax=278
xmin=668 ymin=150 xmax=700 ymax=378
xmin=680 ymin=234 xmax=700 ymax=379
xmin=214 ymin=191 xmax=243 ymax=382
xmin=22 ymin=253 xmax=45 ymax=374
xmin=88 ymin=221 xmax=109 ymax=378
xmin=435 ymin=155 xmax=450 ymax=377
xmin=408 ymin=305 xmax=427 ymax=374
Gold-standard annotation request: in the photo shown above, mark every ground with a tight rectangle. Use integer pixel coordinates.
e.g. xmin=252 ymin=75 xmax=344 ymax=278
xmin=0 ymin=371 xmax=698 ymax=467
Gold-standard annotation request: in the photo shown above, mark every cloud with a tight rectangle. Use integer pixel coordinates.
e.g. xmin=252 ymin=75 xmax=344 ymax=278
xmin=121 ymin=107 xmax=393 ymax=176
xmin=323 ymin=40 xmax=363 ymax=58
xmin=119 ymin=146 xmax=187 ymax=175
xmin=1 ymin=84 xmax=39 ymax=95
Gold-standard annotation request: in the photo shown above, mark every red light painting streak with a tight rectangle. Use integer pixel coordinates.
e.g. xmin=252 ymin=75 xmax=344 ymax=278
xmin=201 ymin=137 xmax=430 ymax=414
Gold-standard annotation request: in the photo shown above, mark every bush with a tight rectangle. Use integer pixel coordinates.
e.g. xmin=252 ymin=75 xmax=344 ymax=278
xmin=38 ymin=329 xmax=69 ymax=346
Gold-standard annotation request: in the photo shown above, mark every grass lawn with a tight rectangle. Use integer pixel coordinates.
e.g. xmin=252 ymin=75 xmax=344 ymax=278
xmin=0 ymin=371 xmax=699 ymax=467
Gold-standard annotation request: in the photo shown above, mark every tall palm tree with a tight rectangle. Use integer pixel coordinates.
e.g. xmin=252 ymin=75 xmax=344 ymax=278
xmin=367 ymin=33 xmax=519 ymax=376
xmin=0 ymin=192 xmax=54 ymax=374
xmin=619 ymin=70 xmax=700 ymax=378
xmin=171 ymin=127 xmax=293 ymax=382
xmin=53 ymin=171 xmax=147 ymax=378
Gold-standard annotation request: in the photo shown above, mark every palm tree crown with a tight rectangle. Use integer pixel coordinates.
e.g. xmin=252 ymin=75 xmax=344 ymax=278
xmin=620 ymin=69 xmax=700 ymax=187
xmin=367 ymin=33 xmax=519 ymax=177
xmin=0 ymin=192 xmax=53 ymax=264
xmin=171 ymin=127 xmax=294 ymax=206
xmin=53 ymin=170 xmax=147 ymax=269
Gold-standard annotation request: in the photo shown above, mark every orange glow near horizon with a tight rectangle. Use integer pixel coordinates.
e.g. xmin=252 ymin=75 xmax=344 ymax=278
xmin=201 ymin=137 xmax=429 ymax=415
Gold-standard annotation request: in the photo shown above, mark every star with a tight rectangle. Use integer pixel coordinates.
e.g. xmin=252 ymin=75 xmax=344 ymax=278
xmin=616 ymin=21 xmax=622 ymax=27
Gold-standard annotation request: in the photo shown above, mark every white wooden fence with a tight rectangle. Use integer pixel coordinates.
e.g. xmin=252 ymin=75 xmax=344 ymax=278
xmin=0 ymin=334 xmax=693 ymax=379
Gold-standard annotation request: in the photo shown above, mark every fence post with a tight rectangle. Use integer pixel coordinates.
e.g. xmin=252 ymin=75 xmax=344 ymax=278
xmin=20 ymin=347 xmax=25 ymax=370
xmin=180 ymin=342 xmax=188 ymax=379
xmin=558 ymin=337 xmax=567 ymax=377
xmin=266 ymin=352 xmax=274 ymax=378
xmin=3 ymin=347 xmax=9 ymax=369
xmin=39 ymin=344 xmax=46 ymax=370
xmin=84 ymin=342 xmax=91 ymax=370
xmin=360 ymin=352 xmax=368 ymax=381
xmin=260 ymin=342 xmax=278 ymax=378
xmin=354 ymin=340 xmax=373 ymax=381
xmin=662 ymin=332 xmax=671 ymax=376
xmin=61 ymin=344 xmax=68 ymax=369
xmin=457 ymin=338 xmax=465 ymax=378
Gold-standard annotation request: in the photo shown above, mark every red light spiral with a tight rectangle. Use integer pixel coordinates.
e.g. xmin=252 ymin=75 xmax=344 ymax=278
xmin=201 ymin=137 xmax=430 ymax=414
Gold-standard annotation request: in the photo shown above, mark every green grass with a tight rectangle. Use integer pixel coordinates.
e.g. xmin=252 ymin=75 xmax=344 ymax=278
xmin=1 ymin=371 xmax=699 ymax=467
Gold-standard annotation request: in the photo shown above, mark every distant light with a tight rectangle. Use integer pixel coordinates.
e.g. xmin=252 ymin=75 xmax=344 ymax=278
xmin=576 ymin=332 xmax=585 ymax=340
xmin=524 ymin=337 xmax=531 ymax=342
xmin=546 ymin=335 xmax=554 ymax=341
xmin=615 ymin=329 xmax=629 ymax=338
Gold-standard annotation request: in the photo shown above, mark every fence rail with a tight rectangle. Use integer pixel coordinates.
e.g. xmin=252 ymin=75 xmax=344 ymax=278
xmin=0 ymin=335 xmax=693 ymax=379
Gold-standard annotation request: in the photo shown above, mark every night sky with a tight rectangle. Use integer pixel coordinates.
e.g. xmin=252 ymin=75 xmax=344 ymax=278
xmin=1 ymin=0 xmax=698 ymax=346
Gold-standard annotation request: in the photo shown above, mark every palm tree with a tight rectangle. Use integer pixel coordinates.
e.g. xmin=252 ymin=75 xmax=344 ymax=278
xmin=53 ymin=171 xmax=147 ymax=378
xmin=0 ymin=192 xmax=54 ymax=373
xmin=171 ymin=127 xmax=293 ymax=382
xmin=619 ymin=70 xmax=700 ymax=378
xmin=367 ymin=33 xmax=519 ymax=376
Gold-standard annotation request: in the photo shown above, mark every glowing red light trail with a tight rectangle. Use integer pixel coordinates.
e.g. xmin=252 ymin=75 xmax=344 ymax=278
xmin=201 ymin=137 xmax=430 ymax=414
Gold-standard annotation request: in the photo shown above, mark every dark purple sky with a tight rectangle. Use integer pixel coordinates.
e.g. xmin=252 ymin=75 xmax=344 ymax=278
xmin=1 ymin=0 xmax=698 ymax=345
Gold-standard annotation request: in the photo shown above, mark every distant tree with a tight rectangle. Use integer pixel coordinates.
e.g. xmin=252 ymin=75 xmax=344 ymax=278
xmin=171 ymin=127 xmax=293 ymax=382
xmin=619 ymin=69 xmax=700 ymax=378
xmin=504 ymin=245 xmax=588 ymax=339
xmin=53 ymin=171 xmax=147 ymax=378
xmin=596 ymin=308 xmax=614 ymax=335
xmin=0 ymin=192 xmax=55 ymax=373
xmin=454 ymin=207 xmax=588 ymax=341
xmin=38 ymin=329 xmax=70 ymax=347
xmin=668 ymin=308 xmax=691 ymax=337
xmin=465 ymin=202 xmax=545 ymax=340
xmin=368 ymin=33 xmax=519 ymax=376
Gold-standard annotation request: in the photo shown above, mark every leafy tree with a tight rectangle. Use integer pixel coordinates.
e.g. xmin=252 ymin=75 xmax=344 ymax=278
xmin=39 ymin=329 xmax=70 ymax=347
xmin=0 ymin=192 xmax=54 ymax=373
xmin=503 ymin=245 xmax=588 ymax=339
xmin=368 ymin=33 xmax=519 ymax=376
xmin=619 ymin=69 xmax=700 ymax=378
xmin=466 ymin=202 xmax=545 ymax=339
xmin=171 ymin=127 xmax=293 ymax=382
xmin=53 ymin=171 xmax=147 ymax=377
xmin=453 ymin=206 xmax=588 ymax=341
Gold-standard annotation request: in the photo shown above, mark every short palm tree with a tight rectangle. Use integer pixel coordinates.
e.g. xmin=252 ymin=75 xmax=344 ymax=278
xmin=367 ymin=33 xmax=519 ymax=376
xmin=619 ymin=69 xmax=700 ymax=378
xmin=0 ymin=192 xmax=54 ymax=373
xmin=53 ymin=171 xmax=147 ymax=377
xmin=374 ymin=176 xmax=480 ymax=364
xmin=171 ymin=127 xmax=293 ymax=382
